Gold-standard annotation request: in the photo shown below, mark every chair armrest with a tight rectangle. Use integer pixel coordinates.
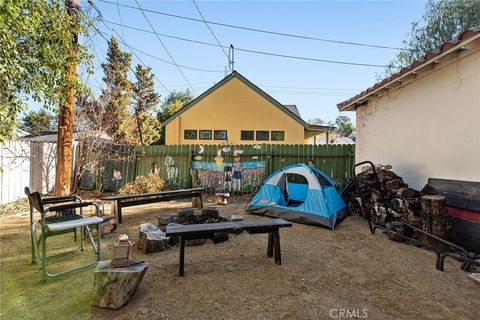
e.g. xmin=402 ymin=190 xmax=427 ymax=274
xmin=46 ymin=202 xmax=100 ymax=217
xmin=42 ymin=195 xmax=82 ymax=205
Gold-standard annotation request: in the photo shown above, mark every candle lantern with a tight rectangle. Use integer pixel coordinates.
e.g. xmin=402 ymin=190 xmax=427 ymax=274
xmin=111 ymin=234 xmax=134 ymax=268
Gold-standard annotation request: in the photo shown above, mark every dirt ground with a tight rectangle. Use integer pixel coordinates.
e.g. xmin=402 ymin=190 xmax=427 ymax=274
xmin=1 ymin=196 xmax=479 ymax=320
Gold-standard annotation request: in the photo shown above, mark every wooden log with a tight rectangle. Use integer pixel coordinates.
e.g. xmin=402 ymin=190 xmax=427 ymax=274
xmin=421 ymin=195 xmax=447 ymax=216
xmin=138 ymin=223 xmax=167 ymax=254
xmin=93 ymin=260 xmax=149 ymax=309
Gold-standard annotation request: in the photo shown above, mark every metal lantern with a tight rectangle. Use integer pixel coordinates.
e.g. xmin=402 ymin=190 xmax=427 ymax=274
xmin=111 ymin=234 xmax=134 ymax=268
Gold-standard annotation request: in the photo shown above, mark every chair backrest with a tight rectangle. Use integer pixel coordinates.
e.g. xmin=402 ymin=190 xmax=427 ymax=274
xmin=27 ymin=192 xmax=45 ymax=214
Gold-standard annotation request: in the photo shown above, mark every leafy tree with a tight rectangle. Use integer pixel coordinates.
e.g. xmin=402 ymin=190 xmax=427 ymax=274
xmin=100 ymin=36 xmax=134 ymax=144
xmin=335 ymin=115 xmax=355 ymax=137
xmin=132 ymin=64 xmax=161 ymax=145
xmin=0 ymin=0 xmax=91 ymax=143
xmin=384 ymin=0 xmax=480 ymax=76
xmin=21 ymin=110 xmax=56 ymax=135
xmin=308 ymin=118 xmax=326 ymax=125
xmin=156 ymin=90 xmax=194 ymax=144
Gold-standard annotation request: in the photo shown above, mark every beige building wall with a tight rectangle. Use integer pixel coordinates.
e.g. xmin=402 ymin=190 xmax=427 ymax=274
xmin=165 ymin=77 xmax=305 ymax=145
xmin=356 ymin=48 xmax=480 ymax=189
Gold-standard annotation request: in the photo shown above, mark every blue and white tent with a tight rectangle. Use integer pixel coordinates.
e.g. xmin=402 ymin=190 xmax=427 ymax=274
xmin=246 ymin=164 xmax=348 ymax=229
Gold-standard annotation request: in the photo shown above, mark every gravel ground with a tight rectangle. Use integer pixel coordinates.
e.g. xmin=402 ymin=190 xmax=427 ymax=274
xmin=1 ymin=196 xmax=479 ymax=320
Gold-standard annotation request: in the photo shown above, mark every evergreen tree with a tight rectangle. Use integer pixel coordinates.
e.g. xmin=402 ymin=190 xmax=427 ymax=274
xmin=335 ymin=115 xmax=355 ymax=137
xmin=100 ymin=36 xmax=134 ymax=143
xmin=132 ymin=64 xmax=161 ymax=145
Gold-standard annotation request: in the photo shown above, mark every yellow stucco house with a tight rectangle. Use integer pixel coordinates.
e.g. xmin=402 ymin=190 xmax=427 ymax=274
xmin=163 ymin=71 xmax=333 ymax=145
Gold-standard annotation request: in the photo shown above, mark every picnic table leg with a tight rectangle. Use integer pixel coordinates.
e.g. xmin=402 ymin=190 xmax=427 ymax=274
xmin=116 ymin=200 xmax=123 ymax=224
xmin=267 ymin=232 xmax=273 ymax=257
xmin=273 ymin=229 xmax=281 ymax=265
xmin=179 ymin=236 xmax=186 ymax=276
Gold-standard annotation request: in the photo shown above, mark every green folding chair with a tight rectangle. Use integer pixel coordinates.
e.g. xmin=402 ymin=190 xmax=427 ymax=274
xmin=26 ymin=190 xmax=102 ymax=282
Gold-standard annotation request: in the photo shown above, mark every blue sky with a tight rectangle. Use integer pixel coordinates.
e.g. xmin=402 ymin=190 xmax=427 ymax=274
xmin=78 ymin=0 xmax=427 ymax=124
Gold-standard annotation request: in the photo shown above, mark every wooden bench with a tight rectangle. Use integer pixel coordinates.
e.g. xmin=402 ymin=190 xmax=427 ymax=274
xmin=165 ymin=218 xmax=292 ymax=276
xmin=101 ymin=188 xmax=204 ymax=224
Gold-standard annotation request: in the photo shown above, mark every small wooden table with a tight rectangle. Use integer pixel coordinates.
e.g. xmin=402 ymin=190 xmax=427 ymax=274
xmin=100 ymin=188 xmax=204 ymax=223
xmin=165 ymin=218 xmax=292 ymax=276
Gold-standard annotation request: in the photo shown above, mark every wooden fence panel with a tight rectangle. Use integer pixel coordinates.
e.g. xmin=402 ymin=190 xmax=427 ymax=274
xmin=79 ymin=143 xmax=355 ymax=193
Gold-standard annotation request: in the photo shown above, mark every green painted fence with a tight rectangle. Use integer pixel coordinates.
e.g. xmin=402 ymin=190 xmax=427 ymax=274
xmin=80 ymin=144 xmax=355 ymax=193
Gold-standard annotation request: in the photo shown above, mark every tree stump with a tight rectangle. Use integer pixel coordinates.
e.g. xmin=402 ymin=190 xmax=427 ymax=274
xmin=202 ymin=207 xmax=219 ymax=219
xmin=93 ymin=260 xmax=149 ymax=309
xmin=138 ymin=223 xmax=167 ymax=253
xmin=158 ymin=213 xmax=178 ymax=226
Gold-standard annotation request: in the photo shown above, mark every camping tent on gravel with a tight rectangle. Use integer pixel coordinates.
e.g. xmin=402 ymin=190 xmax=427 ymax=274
xmin=246 ymin=164 xmax=348 ymax=229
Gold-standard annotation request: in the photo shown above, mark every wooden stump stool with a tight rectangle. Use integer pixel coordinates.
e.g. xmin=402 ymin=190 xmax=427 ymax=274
xmin=93 ymin=260 xmax=149 ymax=309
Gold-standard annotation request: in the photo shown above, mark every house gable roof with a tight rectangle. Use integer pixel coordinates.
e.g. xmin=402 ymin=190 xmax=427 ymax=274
xmin=337 ymin=27 xmax=480 ymax=111
xmin=161 ymin=71 xmax=310 ymax=129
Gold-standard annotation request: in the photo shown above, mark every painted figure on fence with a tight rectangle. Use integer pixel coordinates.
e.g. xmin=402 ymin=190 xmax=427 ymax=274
xmin=232 ymin=155 xmax=243 ymax=191
xmin=151 ymin=162 xmax=159 ymax=175
xmin=224 ymin=165 xmax=233 ymax=191
xmin=112 ymin=167 xmax=122 ymax=190
xmin=214 ymin=148 xmax=223 ymax=168
xmin=165 ymin=155 xmax=178 ymax=185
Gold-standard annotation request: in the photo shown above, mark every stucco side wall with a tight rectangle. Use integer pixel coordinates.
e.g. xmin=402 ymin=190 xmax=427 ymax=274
xmin=356 ymin=49 xmax=480 ymax=189
xmin=165 ymin=77 xmax=305 ymax=145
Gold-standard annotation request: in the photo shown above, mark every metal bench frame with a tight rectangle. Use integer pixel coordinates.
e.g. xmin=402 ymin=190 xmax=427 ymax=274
xmin=26 ymin=191 xmax=101 ymax=282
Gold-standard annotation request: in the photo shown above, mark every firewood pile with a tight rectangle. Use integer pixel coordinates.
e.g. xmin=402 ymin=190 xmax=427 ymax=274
xmin=352 ymin=164 xmax=453 ymax=241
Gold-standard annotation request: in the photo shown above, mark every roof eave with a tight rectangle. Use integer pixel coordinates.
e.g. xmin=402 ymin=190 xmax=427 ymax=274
xmin=337 ymin=28 xmax=480 ymax=112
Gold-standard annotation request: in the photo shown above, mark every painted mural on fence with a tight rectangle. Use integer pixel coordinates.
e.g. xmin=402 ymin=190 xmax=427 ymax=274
xmin=190 ymin=147 xmax=266 ymax=191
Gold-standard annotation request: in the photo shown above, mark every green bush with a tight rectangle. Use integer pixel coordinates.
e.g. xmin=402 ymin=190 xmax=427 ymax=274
xmin=119 ymin=174 xmax=165 ymax=194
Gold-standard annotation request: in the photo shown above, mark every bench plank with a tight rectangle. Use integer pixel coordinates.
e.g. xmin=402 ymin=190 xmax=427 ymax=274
xmin=100 ymin=188 xmax=204 ymax=224
xmin=165 ymin=219 xmax=292 ymax=237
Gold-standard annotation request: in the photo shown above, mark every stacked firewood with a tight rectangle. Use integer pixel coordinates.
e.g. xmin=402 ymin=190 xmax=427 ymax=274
xmin=354 ymin=164 xmax=453 ymax=240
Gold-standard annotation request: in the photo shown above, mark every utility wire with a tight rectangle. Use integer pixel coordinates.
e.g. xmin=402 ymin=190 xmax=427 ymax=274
xmin=134 ymin=0 xmax=196 ymax=94
xmin=192 ymin=0 xmax=230 ymax=65
xmin=81 ymin=7 xmax=171 ymax=94
xmin=115 ymin=0 xmax=125 ymax=39
xmin=100 ymin=19 xmax=387 ymax=68
xmin=100 ymin=20 xmax=222 ymax=73
xmin=98 ymin=0 xmax=410 ymax=51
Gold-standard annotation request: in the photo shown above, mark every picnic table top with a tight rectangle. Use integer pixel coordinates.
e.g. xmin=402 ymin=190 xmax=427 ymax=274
xmin=165 ymin=218 xmax=292 ymax=236
xmin=100 ymin=188 xmax=204 ymax=201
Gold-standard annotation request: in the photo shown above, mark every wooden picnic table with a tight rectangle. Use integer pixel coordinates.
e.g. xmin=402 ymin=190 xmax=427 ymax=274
xmin=100 ymin=188 xmax=204 ymax=223
xmin=166 ymin=218 xmax=292 ymax=276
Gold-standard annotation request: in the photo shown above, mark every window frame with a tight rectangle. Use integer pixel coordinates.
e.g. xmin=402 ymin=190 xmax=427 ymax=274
xmin=199 ymin=130 xmax=212 ymax=140
xmin=214 ymin=130 xmax=228 ymax=140
xmin=184 ymin=129 xmax=198 ymax=140
xmin=271 ymin=131 xmax=285 ymax=141
xmin=240 ymin=130 xmax=255 ymax=141
xmin=256 ymin=130 xmax=270 ymax=141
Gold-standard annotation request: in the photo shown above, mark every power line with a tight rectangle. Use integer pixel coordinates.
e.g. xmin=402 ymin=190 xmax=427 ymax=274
xmin=81 ymin=8 xmax=171 ymax=94
xmin=114 ymin=0 xmax=125 ymax=39
xmin=100 ymin=21 xmax=222 ymax=73
xmin=134 ymin=0 xmax=196 ymax=94
xmin=98 ymin=0 xmax=410 ymax=51
xmin=191 ymin=0 xmax=230 ymax=66
xmin=99 ymin=19 xmax=387 ymax=68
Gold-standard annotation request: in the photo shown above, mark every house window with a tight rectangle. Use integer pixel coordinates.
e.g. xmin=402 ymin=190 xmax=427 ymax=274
xmin=184 ymin=130 xmax=197 ymax=140
xmin=256 ymin=131 xmax=269 ymax=141
xmin=199 ymin=130 xmax=212 ymax=140
xmin=271 ymin=131 xmax=285 ymax=141
xmin=214 ymin=130 xmax=228 ymax=140
xmin=241 ymin=130 xmax=254 ymax=141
